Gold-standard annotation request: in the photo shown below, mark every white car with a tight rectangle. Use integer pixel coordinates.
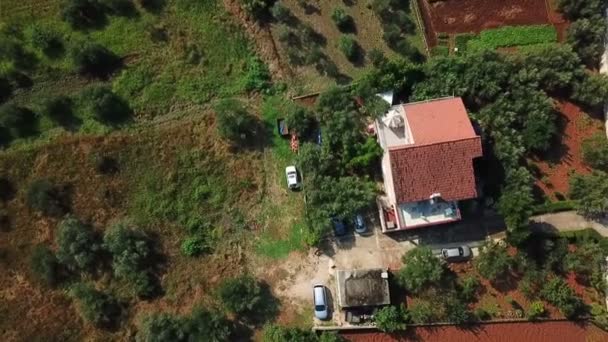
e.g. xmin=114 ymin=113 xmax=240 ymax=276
xmin=313 ymin=284 xmax=329 ymax=320
xmin=285 ymin=165 xmax=300 ymax=190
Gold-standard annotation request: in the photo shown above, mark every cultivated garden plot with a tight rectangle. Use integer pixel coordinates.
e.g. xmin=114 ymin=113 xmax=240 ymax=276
xmin=417 ymin=0 xmax=561 ymax=47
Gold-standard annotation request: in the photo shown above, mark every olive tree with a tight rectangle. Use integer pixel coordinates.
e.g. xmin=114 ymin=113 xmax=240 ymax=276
xmin=214 ymin=98 xmax=259 ymax=145
xmin=72 ymin=43 xmax=120 ymax=77
xmin=70 ymin=283 xmax=121 ymax=328
xmin=56 ymin=217 xmax=102 ymax=273
xmin=104 ymin=223 xmax=157 ymax=297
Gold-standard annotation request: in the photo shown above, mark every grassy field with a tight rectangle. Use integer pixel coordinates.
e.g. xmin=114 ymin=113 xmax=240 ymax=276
xmin=0 ymin=0 xmax=309 ymax=340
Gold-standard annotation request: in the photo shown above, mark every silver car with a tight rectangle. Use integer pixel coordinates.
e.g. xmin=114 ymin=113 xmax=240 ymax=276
xmin=313 ymin=284 xmax=329 ymax=320
xmin=441 ymin=245 xmax=472 ymax=262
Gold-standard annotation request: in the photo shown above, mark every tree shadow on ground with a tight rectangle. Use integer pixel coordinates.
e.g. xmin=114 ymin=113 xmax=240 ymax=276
xmin=240 ymin=281 xmax=281 ymax=327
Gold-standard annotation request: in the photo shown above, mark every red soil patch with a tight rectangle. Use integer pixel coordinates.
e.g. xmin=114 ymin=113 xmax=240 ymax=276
xmin=530 ymin=101 xmax=604 ymax=200
xmin=341 ymin=321 xmax=608 ymax=342
xmin=417 ymin=0 xmax=564 ymax=47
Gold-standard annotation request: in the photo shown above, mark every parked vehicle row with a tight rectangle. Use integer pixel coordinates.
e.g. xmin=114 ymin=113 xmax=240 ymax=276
xmin=332 ymin=214 xmax=369 ymax=236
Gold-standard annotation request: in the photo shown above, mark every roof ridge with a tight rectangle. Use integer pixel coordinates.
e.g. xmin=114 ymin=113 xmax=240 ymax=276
xmin=388 ymin=136 xmax=480 ymax=152
xmin=402 ymin=96 xmax=457 ymax=107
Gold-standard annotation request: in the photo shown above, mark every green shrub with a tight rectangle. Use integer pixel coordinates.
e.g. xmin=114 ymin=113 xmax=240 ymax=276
xmin=78 ymin=86 xmax=131 ymax=125
xmin=0 ymin=103 xmax=38 ymax=139
xmin=374 ymin=305 xmax=408 ymax=332
xmin=540 ymin=277 xmax=584 ymax=318
xmin=475 ymin=242 xmax=512 ymax=282
xmin=285 ymin=105 xmax=315 ymax=137
xmin=331 ymin=7 xmax=353 ymax=32
xmin=70 ymin=283 xmax=121 ymax=328
xmin=458 ymin=276 xmax=480 ymax=303
xmin=582 ymin=133 xmax=608 ymax=170
xmin=26 ymin=179 xmax=68 ymax=217
xmin=41 ymin=96 xmax=75 ymax=127
xmin=30 ymin=244 xmax=61 ymax=286
xmin=527 ymin=300 xmax=546 ymax=320
xmin=71 ymin=43 xmax=120 ymax=77
xmin=468 ymin=25 xmax=557 ymax=51
xmin=239 ymin=0 xmax=273 ymax=19
xmin=270 ymin=3 xmax=291 ymax=22
xmin=56 ymin=217 xmax=102 ymax=273
xmin=397 ymin=247 xmax=444 ymax=294
xmin=61 ymin=0 xmax=107 ymax=30
xmin=180 ymin=237 xmax=208 ymax=257
xmin=368 ymin=48 xmax=387 ymax=68
xmin=137 ymin=313 xmax=187 ymax=342
xmin=338 ymin=35 xmax=358 ymax=62
xmin=408 ymin=302 xmax=434 ymax=323
xmin=532 ymin=200 xmax=576 ymax=215
xmin=474 ymin=307 xmax=490 ymax=321
xmin=218 ymin=275 xmax=262 ymax=314
xmin=444 ymin=296 xmax=472 ymax=324
xmin=30 ymin=27 xmax=63 ymax=57
xmin=214 ymin=98 xmax=259 ymax=145
xmin=262 ymin=324 xmax=319 ymax=342
xmin=244 ymin=56 xmax=271 ymax=92
xmin=104 ymin=223 xmax=157 ymax=297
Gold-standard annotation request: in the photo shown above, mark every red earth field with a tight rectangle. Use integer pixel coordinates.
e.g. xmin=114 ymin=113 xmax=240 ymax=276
xmin=341 ymin=321 xmax=608 ymax=342
xmin=416 ymin=0 xmax=567 ymax=46
xmin=531 ymin=101 xmax=605 ymax=200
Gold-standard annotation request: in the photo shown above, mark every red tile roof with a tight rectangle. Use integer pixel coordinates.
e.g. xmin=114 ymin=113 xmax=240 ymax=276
xmin=389 ymin=98 xmax=482 ymax=203
xmin=405 ymin=97 xmax=476 ymax=146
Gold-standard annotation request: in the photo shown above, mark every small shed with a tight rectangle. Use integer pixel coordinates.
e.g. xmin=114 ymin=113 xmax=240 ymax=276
xmin=335 ymin=268 xmax=391 ymax=309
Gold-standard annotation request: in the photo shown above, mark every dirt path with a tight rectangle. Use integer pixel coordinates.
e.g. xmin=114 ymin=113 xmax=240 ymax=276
xmin=221 ymin=0 xmax=292 ymax=81
xmin=531 ymin=211 xmax=608 ymax=237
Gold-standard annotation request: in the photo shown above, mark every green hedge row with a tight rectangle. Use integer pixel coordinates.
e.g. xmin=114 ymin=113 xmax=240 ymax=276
xmin=468 ymin=25 xmax=557 ymax=51
xmin=532 ymin=200 xmax=576 ymax=215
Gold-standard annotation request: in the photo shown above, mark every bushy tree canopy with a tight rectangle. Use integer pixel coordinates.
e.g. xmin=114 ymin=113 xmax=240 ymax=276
xmin=104 ymin=223 xmax=156 ymax=297
xmin=374 ymin=305 xmax=408 ymax=332
xmin=541 ymin=277 xmax=584 ymax=318
xmin=397 ymin=247 xmax=444 ymax=294
xmin=26 ymin=179 xmax=68 ymax=217
xmin=61 ymin=0 xmax=107 ymax=30
xmin=217 ymin=275 xmax=262 ymax=316
xmin=262 ymin=324 xmax=319 ymax=342
xmin=239 ymin=0 xmax=273 ymax=20
xmin=72 ymin=43 xmax=120 ymax=77
xmin=566 ymin=18 xmax=606 ymax=67
xmin=582 ymin=133 xmax=608 ymax=171
xmin=70 ymin=283 xmax=121 ymax=328
xmin=56 ymin=217 xmax=102 ymax=273
xmin=497 ymin=167 xmax=534 ymax=243
xmin=0 ymin=104 xmax=37 ymax=140
xmin=30 ymin=244 xmax=61 ymax=286
xmin=475 ymin=242 xmax=512 ymax=282
xmin=214 ymin=99 xmax=259 ymax=145
xmin=137 ymin=308 xmax=233 ymax=342
xmin=569 ymin=171 xmax=608 ymax=219
xmin=41 ymin=95 xmax=75 ymax=127
xmin=79 ymin=86 xmax=131 ymax=125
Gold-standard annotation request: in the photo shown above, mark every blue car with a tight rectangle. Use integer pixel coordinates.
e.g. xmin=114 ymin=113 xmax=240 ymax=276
xmin=332 ymin=218 xmax=346 ymax=236
xmin=354 ymin=214 xmax=367 ymax=235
